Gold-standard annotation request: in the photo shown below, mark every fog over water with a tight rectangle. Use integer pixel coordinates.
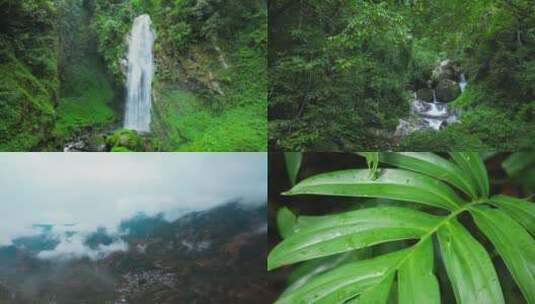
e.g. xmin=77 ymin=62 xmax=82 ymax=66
xmin=0 ymin=153 xmax=267 ymax=247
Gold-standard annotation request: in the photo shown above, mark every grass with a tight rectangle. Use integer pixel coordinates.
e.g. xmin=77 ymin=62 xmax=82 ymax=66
xmin=152 ymin=25 xmax=267 ymax=152
xmin=53 ymin=57 xmax=117 ymax=138
xmin=153 ymin=88 xmax=266 ymax=151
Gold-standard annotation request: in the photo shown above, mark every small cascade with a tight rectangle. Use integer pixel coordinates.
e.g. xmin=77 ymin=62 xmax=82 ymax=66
xmin=407 ymin=88 xmax=453 ymax=130
xmin=124 ymin=14 xmax=155 ymax=132
xmin=395 ymin=61 xmax=466 ymax=138
xmin=397 ymin=89 xmax=459 ymax=136
xmin=459 ymin=73 xmax=467 ymax=92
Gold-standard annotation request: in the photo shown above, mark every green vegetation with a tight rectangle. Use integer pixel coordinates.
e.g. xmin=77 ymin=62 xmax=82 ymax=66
xmin=151 ymin=34 xmax=267 ymax=151
xmin=53 ymin=58 xmax=116 ymax=138
xmin=0 ymin=0 xmax=266 ymax=151
xmin=91 ymin=0 xmax=267 ymax=151
xmin=269 ymin=0 xmax=535 ymax=150
xmin=0 ymin=0 xmax=58 ymax=151
xmin=269 ymin=152 xmax=535 ymax=303
xmin=152 ymin=88 xmax=265 ymax=151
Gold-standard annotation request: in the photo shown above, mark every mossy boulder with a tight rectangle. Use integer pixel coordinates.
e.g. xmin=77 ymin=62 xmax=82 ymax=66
xmin=416 ymin=88 xmax=434 ymax=102
xmin=111 ymin=146 xmax=132 ymax=152
xmin=431 ymin=59 xmax=461 ymax=83
xmin=106 ymin=129 xmax=144 ymax=151
xmin=436 ymin=79 xmax=461 ymax=102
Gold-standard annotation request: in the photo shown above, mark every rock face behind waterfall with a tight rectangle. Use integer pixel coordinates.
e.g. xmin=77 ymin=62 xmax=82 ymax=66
xmin=124 ymin=14 xmax=155 ymax=132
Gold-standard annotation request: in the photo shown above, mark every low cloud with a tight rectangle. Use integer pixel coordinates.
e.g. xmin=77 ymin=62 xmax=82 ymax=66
xmin=37 ymin=232 xmax=128 ymax=261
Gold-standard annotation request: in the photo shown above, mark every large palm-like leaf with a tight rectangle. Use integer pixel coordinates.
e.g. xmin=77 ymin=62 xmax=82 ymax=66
xmin=269 ymin=152 xmax=535 ymax=304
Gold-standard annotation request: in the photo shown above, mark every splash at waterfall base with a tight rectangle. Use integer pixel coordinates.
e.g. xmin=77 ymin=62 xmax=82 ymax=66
xmin=395 ymin=60 xmax=466 ymax=138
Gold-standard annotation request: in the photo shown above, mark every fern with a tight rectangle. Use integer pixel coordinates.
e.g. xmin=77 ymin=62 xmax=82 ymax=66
xmin=269 ymin=152 xmax=535 ymax=304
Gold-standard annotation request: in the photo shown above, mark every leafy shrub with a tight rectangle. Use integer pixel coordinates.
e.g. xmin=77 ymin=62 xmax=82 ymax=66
xmin=269 ymin=152 xmax=535 ymax=303
xmin=152 ymin=88 xmax=266 ymax=151
xmin=400 ymin=126 xmax=486 ymax=151
xmin=517 ymin=101 xmax=535 ymax=122
xmin=409 ymin=38 xmax=439 ymax=89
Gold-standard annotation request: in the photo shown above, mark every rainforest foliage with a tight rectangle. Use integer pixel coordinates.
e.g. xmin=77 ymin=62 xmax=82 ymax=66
xmin=269 ymin=152 xmax=535 ymax=303
xmin=0 ymin=0 xmax=266 ymax=151
xmin=269 ymin=0 xmax=535 ymax=151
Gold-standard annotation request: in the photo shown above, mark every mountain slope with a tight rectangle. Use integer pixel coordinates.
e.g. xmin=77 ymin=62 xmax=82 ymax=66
xmin=0 ymin=202 xmax=273 ymax=304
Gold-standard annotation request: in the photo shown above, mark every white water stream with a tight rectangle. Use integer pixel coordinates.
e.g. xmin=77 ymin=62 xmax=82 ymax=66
xmin=124 ymin=14 xmax=155 ymax=132
xmin=459 ymin=73 xmax=467 ymax=92
xmin=412 ymin=74 xmax=467 ymax=131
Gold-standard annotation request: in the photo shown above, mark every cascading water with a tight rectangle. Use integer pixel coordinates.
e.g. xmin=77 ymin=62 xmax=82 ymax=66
xmin=395 ymin=62 xmax=467 ymax=138
xmin=398 ymin=86 xmax=462 ymax=136
xmin=420 ymin=89 xmax=449 ymax=130
xmin=459 ymin=73 xmax=467 ymax=92
xmin=124 ymin=14 xmax=155 ymax=132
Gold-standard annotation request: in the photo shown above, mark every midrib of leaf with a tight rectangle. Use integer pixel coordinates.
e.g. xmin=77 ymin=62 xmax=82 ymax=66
xmin=357 ymin=199 xmax=489 ymax=297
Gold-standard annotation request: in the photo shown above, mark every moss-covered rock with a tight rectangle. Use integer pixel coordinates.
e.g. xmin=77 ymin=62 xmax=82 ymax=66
xmin=105 ymin=129 xmax=144 ymax=151
xmin=110 ymin=146 xmax=132 ymax=152
xmin=436 ymin=79 xmax=461 ymax=102
xmin=416 ymin=88 xmax=434 ymax=102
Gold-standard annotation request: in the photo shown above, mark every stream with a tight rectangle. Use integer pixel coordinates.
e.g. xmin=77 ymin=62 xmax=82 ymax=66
xmin=396 ymin=71 xmax=467 ymax=137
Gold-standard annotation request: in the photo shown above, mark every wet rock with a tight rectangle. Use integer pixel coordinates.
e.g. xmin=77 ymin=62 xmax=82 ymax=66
xmin=64 ymin=140 xmax=87 ymax=152
xmin=411 ymin=99 xmax=431 ymax=113
xmin=395 ymin=119 xmax=419 ymax=137
xmin=432 ymin=59 xmax=461 ymax=83
xmin=436 ymin=79 xmax=461 ymax=102
xmin=416 ymin=88 xmax=434 ymax=102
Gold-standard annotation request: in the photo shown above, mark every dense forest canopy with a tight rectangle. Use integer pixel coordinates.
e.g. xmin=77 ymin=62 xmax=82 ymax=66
xmin=269 ymin=0 xmax=535 ymax=151
xmin=0 ymin=0 xmax=267 ymax=151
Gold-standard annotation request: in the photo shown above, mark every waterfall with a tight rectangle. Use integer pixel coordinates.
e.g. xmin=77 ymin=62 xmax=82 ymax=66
xmin=124 ymin=14 xmax=155 ymax=132
xmin=459 ymin=73 xmax=467 ymax=92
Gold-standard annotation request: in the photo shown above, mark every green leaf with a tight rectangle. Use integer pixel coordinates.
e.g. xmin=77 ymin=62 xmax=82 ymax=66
xmin=449 ymin=152 xmax=489 ymax=198
xmin=470 ymin=206 xmax=535 ymax=303
xmin=489 ymin=195 xmax=535 ymax=236
xmin=398 ymin=238 xmax=440 ymax=304
xmin=379 ymin=152 xmax=477 ymax=199
xmin=275 ymin=249 xmax=407 ymax=304
xmin=437 ymin=220 xmax=504 ymax=304
xmin=283 ymin=168 xmax=462 ymax=210
xmin=284 ymin=152 xmax=303 ymax=186
xmin=277 ymin=207 xmax=297 ymax=239
xmin=285 ymin=250 xmax=371 ymax=294
xmin=502 ymin=152 xmax=535 ymax=177
xmin=268 ymin=207 xmax=440 ymax=270
xmin=357 ymin=272 xmax=394 ymax=304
